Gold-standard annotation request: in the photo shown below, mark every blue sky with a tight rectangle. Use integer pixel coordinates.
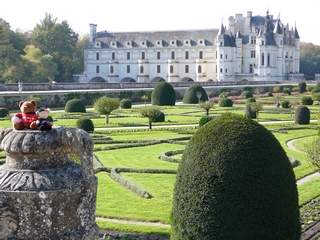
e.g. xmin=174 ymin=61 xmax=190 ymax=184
xmin=0 ymin=0 xmax=319 ymax=44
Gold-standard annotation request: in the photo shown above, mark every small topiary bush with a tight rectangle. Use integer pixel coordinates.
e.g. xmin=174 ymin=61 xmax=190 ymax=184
xmin=298 ymin=82 xmax=307 ymax=93
xmin=219 ymin=97 xmax=233 ymax=107
xmin=199 ymin=116 xmax=213 ymax=127
xmin=0 ymin=108 xmax=9 ymax=118
xmin=152 ymin=111 xmax=165 ymax=122
xmin=245 ymin=104 xmax=256 ymax=119
xmin=171 ymin=114 xmax=300 ymax=240
xmin=273 ymin=86 xmax=283 ymax=93
xmin=246 ymin=97 xmax=256 ymax=103
xmin=281 ymin=100 xmax=291 ymax=109
xmin=301 ymin=96 xmax=313 ymax=106
xmin=120 ymin=99 xmax=132 ymax=109
xmin=183 ymin=85 xmax=208 ymax=104
xmin=267 ymin=92 xmax=273 ymax=97
xmin=76 ymin=118 xmax=94 ymax=133
xmin=242 ymin=90 xmax=253 ymax=99
xmin=295 ymin=106 xmax=310 ymax=125
xmin=283 ymin=88 xmax=291 ymax=96
xmin=151 ymin=82 xmax=176 ymax=106
xmin=65 ymin=99 xmax=86 ymax=113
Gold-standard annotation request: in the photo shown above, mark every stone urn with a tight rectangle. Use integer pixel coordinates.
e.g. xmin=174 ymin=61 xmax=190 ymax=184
xmin=0 ymin=128 xmax=99 ymax=240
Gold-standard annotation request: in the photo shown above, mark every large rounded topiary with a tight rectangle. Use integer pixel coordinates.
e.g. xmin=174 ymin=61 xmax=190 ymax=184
xmin=0 ymin=108 xmax=9 ymax=118
xmin=65 ymin=99 xmax=86 ymax=113
xmin=242 ymin=90 xmax=253 ymax=99
xmin=120 ymin=99 xmax=132 ymax=109
xmin=301 ymin=96 xmax=313 ymax=106
xmin=152 ymin=111 xmax=165 ymax=122
xmin=183 ymin=85 xmax=208 ymax=104
xmin=76 ymin=118 xmax=94 ymax=133
xmin=172 ymin=114 xmax=300 ymax=240
xmin=151 ymin=82 xmax=176 ymax=106
xmin=295 ymin=106 xmax=310 ymax=125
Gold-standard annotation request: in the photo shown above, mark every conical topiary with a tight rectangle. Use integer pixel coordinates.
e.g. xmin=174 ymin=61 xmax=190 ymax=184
xmin=171 ymin=114 xmax=300 ymax=240
xmin=183 ymin=85 xmax=208 ymax=104
xmin=295 ymin=106 xmax=310 ymax=124
xmin=151 ymin=82 xmax=176 ymax=106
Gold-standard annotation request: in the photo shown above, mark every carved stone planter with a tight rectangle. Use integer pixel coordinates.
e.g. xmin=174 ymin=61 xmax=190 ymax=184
xmin=0 ymin=128 xmax=99 ymax=240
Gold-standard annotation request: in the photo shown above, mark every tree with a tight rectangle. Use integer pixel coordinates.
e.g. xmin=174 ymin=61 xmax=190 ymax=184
xmin=199 ymin=100 xmax=214 ymax=116
xmin=298 ymin=82 xmax=307 ymax=93
xmin=248 ymin=102 xmax=263 ymax=119
xmin=307 ymin=137 xmax=320 ymax=170
xmin=94 ymin=97 xmax=119 ymax=125
xmin=140 ymin=106 xmax=162 ymax=129
xmin=300 ymin=43 xmax=320 ymax=80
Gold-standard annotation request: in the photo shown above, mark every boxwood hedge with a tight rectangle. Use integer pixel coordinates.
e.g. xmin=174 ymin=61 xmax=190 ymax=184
xmin=171 ymin=114 xmax=300 ymax=240
xmin=183 ymin=85 xmax=208 ymax=104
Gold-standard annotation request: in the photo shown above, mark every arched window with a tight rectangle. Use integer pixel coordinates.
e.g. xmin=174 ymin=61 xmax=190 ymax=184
xmin=112 ymin=52 xmax=115 ymax=60
xmin=127 ymin=52 xmax=130 ymax=60
xmin=96 ymin=52 xmax=100 ymax=60
xmin=199 ymin=51 xmax=203 ymax=59
xmin=198 ymin=65 xmax=202 ymax=74
xmin=110 ymin=66 xmax=114 ymax=74
xmin=170 ymin=65 xmax=174 ymax=74
xmin=127 ymin=65 xmax=130 ymax=73
xmin=267 ymin=53 xmax=271 ymax=67
xmin=140 ymin=66 xmax=144 ymax=74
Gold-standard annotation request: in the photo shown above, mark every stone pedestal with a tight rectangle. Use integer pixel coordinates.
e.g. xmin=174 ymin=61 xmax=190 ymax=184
xmin=0 ymin=128 xmax=99 ymax=240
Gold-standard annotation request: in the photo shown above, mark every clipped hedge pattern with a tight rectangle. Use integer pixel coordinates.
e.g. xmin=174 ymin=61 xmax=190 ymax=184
xmin=171 ymin=114 xmax=300 ymax=240
xmin=0 ymin=108 xmax=9 ymax=118
xmin=159 ymin=149 xmax=184 ymax=163
xmin=183 ymin=85 xmax=208 ymax=104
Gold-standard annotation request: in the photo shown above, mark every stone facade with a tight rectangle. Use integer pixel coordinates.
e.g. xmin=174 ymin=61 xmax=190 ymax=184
xmin=79 ymin=11 xmax=303 ymax=83
xmin=0 ymin=128 xmax=99 ymax=240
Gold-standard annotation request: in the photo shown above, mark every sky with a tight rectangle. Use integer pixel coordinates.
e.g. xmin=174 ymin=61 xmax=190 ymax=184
xmin=0 ymin=0 xmax=319 ymax=44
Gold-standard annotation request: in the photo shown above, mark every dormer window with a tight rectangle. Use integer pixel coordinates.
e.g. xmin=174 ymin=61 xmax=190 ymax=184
xmin=140 ymin=41 xmax=147 ymax=47
xmin=111 ymin=41 xmax=117 ymax=48
xmin=95 ymin=42 xmax=101 ymax=48
xmin=198 ymin=39 xmax=205 ymax=46
xmin=156 ymin=40 xmax=163 ymax=47
xmin=184 ymin=40 xmax=191 ymax=46
xmin=126 ymin=41 xmax=132 ymax=48
xmin=170 ymin=40 xmax=177 ymax=46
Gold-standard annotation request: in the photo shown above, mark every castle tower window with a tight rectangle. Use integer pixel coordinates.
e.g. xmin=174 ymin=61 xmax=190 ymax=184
xmin=249 ymin=64 xmax=253 ymax=73
xmin=127 ymin=65 xmax=130 ymax=73
xmin=185 ymin=65 xmax=189 ymax=73
xmin=140 ymin=66 xmax=144 ymax=74
xmin=157 ymin=51 xmax=161 ymax=60
xmin=127 ymin=52 xmax=130 ymax=60
xmin=216 ymin=65 xmax=217 ymax=73
xmin=170 ymin=65 xmax=174 ymax=74
xmin=171 ymin=51 xmax=175 ymax=60
xmin=251 ymin=36 xmax=256 ymax=44
xmin=220 ymin=54 xmax=223 ymax=59
xmin=220 ymin=68 xmax=223 ymax=73
xmin=141 ymin=52 xmax=145 ymax=60
xmin=220 ymin=42 xmax=223 ymax=46
xmin=110 ymin=66 xmax=114 ymax=74
xmin=199 ymin=51 xmax=203 ymax=59
xmin=198 ymin=65 xmax=202 ymax=74
xmin=267 ymin=53 xmax=271 ymax=67
xmin=96 ymin=52 xmax=100 ymax=61
xmin=96 ymin=65 xmax=100 ymax=74
xmin=185 ymin=51 xmax=189 ymax=59
xmin=261 ymin=40 xmax=265 ymax=46
xmin=251 ymin=50 xmax=256 ymax=58
xmin=112 ymin=52 xmax=115 ymax=60
xmin=261 ymin=53 xmax=265 ymax=66
xmin=157 ymin=65 xmax=161 ymax=73
xmin=225 ymin=68 xmax=228 ymax=73
xmin=225 ymin=54 xmax=228 ymax=59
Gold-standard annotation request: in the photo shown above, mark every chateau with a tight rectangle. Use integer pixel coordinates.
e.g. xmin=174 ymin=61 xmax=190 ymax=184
xmin=79 ymin=11 xmax=304 ymax=83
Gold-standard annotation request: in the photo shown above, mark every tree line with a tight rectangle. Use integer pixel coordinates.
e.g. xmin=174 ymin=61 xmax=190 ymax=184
xmin=0 ymin=14 xmax=319 ymax=83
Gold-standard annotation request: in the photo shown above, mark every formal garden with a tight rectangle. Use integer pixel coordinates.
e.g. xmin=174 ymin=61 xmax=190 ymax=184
xmin=1 ymin=81 xmax=320 ymax=239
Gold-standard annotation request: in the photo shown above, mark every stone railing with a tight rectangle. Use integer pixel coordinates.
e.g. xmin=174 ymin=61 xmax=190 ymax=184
xmin=0 ymin=127 xmax=99 ymax=240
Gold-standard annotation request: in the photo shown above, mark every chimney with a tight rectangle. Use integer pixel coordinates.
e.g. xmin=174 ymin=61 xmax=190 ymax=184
xmin=247 ymin=11 xmax=253 ymax=18
xmin=89 ymin=24 xmax=97 ymax=43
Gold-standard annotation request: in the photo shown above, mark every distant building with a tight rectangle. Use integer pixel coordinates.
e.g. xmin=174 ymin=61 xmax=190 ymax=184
xmin=78 ymin=11 xmax=303 ymax=83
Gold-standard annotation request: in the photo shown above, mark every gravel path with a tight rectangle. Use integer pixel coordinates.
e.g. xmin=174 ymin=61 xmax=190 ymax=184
xmin=96 ymin=217 xmax=170 ymax=228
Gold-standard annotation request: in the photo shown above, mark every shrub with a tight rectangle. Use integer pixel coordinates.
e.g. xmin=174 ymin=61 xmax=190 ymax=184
xmin=199 ymin=100 xmax=214 ymax=116
xmin=199 ymin=116 xmax=213 ymax=127
xmin=171 ymin=114 xmax=300 ymax=240
xmin=151 ymin=82 xmax=176 ymax=106
xmin=94 ymin=97 xmax=119 ymax=125
xmin=281 ymin=100 xmax=291 ymax=109
xmin=140 ymin=106 xmax=162 ymax=129
xmin=65 ymin=99 xmax=86 ymax=113
xmin=183 ymin=85 xmax=208 ymax=104
xmin=76 ymin=118 xmax=94 ymax=133
xmin=219 ymin=97 xmax=233 ymax=107
xmin=152 ymin=111 xmax=165 ymax=122
xmin=312 ymin=93 xmax=320 ymax=103
xmin=298 ymin=82 xmax=307 ymax=93
xmin=267 ymin=92 xmax=273 ymax=97
xmin=301 ymin=96 xmax=313 ymax=105
xmin=307 ymin=85 xmax=315 ymax=92
xmin=283 ymin=88 xmax=291 ymax=95
xmin=312 ymin=83 xmax=320 ymax=93
xmin=242 ymin=90 xmax=253 ymax=99
xmin=273 ymin=86 xmax=283 ymax=93
xmin=120 ymin=99 xmax=132 ymax=109
xmin=295 ymin=106 xmax=310 ymax=125
xmin=0 ymin=108 xmax=9 ymax=118
xmin=246 ymin=97 xmax=256 ymax=103
xmin=245 ymin=104 xmax=256 ymax=119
